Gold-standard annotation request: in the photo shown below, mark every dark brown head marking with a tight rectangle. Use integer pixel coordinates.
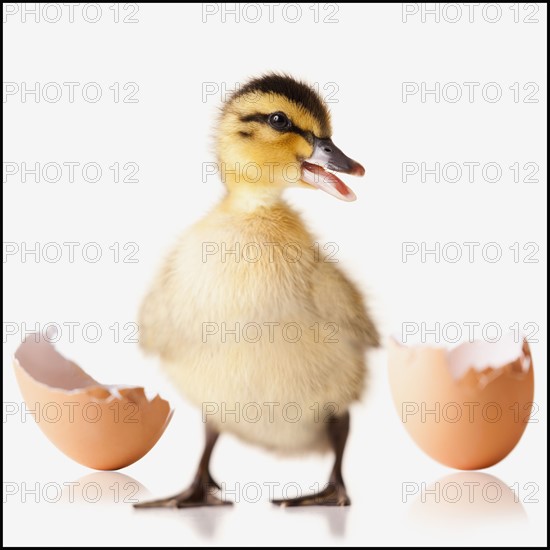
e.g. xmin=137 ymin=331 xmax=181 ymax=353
xmin=229 ymin=73 xmax=331 ymax=137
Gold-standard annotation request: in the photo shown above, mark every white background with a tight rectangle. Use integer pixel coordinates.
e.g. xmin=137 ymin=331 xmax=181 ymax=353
xmin=3 ymin=2 xmax=547 ymax=547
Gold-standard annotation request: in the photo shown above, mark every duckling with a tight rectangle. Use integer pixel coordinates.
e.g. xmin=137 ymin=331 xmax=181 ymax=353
xmin=135 ymin=74 xmax=379 ymax=508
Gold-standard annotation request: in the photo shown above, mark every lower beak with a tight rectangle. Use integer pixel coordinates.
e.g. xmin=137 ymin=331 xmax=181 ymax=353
xmin=300 ymin=137 xmax=365 ymax=202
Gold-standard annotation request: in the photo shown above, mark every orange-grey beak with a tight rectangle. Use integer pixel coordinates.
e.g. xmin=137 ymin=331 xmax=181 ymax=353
xmin=301 ymin=137 xmax=365 ymax=201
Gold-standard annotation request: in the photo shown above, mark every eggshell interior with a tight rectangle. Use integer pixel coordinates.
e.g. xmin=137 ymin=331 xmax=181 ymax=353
xmin=14 ymin=336 xmax=173 ymax=471
xmin=388 ymin=335 xmax=534 ymax=470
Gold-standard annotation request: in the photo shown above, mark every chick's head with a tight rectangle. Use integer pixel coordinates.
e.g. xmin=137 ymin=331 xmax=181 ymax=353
xmin=216 ymin=74 xmax=364 ymax=202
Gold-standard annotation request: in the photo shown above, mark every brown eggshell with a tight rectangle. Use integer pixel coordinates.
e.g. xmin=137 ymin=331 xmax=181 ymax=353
xmin=388 ymin=334 xmax=534 ymax=470
xmin=13 ymin=335 xmax=173 ymax=470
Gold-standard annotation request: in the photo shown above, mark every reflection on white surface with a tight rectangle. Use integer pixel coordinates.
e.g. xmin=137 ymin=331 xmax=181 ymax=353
xmin=130 ymin=506 xmax=234 ymax=539
xmin=128 ymin=498 xmax=348 ymax=539
xmin=277 ymin=506 xmax=350 ymax=537
xmin=62 ymin=472 xmax=150 ymax=505
xmin=177 ymin=507 xmax=234 ymax=539
xmin=407 ymin=472 xmax=527 ymax=526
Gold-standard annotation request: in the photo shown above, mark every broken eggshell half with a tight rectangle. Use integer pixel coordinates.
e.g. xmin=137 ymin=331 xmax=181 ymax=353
xmin=13 ymin=335 xmax=173 ymax=470
xmin=388 ymin=332 xmax=534 ymax=470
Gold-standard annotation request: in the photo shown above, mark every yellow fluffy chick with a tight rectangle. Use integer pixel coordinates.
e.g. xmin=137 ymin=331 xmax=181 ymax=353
xmin=135 ymin=74 xmax=379 ymax=508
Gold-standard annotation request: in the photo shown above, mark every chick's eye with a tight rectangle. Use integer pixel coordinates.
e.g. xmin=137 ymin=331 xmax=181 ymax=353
xmin=268 ymin=112 xmax=291 ymax=131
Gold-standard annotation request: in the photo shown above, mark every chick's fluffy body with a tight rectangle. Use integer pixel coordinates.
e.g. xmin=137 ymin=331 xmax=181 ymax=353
xmin=139 ymin=201 xmax=379 ymax=454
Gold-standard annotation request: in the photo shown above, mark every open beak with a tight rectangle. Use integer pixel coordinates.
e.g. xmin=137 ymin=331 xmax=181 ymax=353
xmin=300 ymin=137 xmax=365 ymax=202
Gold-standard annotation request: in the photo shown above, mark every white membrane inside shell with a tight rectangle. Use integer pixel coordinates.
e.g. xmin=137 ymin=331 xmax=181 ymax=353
xmin=391 ymin=331 xmax=530 ymax=380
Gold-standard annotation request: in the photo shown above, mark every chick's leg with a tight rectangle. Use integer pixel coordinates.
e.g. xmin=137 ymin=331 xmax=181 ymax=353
xmin=272 ymin=411 xmax=351 ymax=507
xmin=134 ymin=424 xmax=232 ymax=508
